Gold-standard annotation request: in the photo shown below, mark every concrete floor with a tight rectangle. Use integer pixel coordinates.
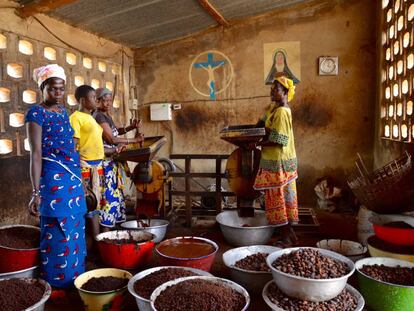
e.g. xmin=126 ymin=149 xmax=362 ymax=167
xmin=45 ymin=211 xmax=361 ymax=311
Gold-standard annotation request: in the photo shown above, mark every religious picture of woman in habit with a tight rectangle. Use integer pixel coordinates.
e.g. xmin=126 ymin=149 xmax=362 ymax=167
xmin=265 ymin=49 xmax=300 ymax=85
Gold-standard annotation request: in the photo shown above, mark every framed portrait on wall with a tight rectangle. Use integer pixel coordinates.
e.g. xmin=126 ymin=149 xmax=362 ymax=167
xmin=263 ymin=41 xmax=301 ymax=85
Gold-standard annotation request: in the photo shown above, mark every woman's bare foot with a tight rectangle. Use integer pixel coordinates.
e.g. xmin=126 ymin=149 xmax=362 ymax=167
xmin=288 ymin=226 xmax=299 ymax=246
xmin=274 ymin=238 xmax=292 ymax=248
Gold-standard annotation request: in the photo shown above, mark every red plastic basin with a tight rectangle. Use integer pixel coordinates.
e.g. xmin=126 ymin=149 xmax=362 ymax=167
xmin=0 ymin=225 xmax=40 ymax=273
xmin=155 ymin=236 xmax=218 ymax=272
xmin=371 ymin=214 xmax=414 ymax=246
xmin=96 ymin=230 xmax=155 ymax=269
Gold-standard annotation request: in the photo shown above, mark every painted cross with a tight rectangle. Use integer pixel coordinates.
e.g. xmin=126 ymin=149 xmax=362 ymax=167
xmin=193 ymin=53 xmax=226 ymax=99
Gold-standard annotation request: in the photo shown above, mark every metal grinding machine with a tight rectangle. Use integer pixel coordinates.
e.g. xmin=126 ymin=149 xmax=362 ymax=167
xmin=220 ymin=125 xmax=266 ymax=217
xmin=115 ymin=136 xmax=173 ymax=219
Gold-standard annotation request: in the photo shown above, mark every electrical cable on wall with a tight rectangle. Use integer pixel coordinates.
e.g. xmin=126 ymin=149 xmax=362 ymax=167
xmin=0 ymin=27 xmax=129 ymax=65
xmin=7 ymin=12 xmax=267 ymax=124
xmin=28 ymin=15 xmax=136 ymax=128
xmin=31 ymin=16 xmax=131 ymax=59
xmin=137 ymin=94 xmax=270 ymax=110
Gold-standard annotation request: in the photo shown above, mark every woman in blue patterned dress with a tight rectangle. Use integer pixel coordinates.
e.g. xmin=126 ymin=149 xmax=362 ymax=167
xmin=25 ymin=64 xmax=87 ymax=290
xmin=93 ymin=88 xmax=144 ymax=228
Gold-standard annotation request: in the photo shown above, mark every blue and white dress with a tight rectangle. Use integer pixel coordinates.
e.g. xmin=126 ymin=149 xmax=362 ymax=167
xmin=25 ymin=105 xmax=87 ymax=288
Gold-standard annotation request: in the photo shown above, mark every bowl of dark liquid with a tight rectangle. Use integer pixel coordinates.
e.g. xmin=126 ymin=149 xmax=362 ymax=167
xmin=155 ymin=236 xmax=218 ymax=272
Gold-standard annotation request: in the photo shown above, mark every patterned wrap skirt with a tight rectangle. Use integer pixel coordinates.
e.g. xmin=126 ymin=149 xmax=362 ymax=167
xmin=263 ymin=181 xmax=299 ymax=225
xmin=101 ymin=159 xmax=126 ymax=227
xmin=40 ymin=213 xmax=86 ymax=288
xmin=80 ymin=160 xmax=114 ymax=226
xmin=254 ymin=165 xmax=299 ymax=225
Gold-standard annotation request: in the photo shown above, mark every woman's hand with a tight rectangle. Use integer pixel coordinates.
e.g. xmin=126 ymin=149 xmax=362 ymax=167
xmin=245 ymin=142 xmax=257 ymax=150
xmin=28 ymin=195 xmax=41 ymax=217
xmin=256 ymin=119 xmax=265 ymax=128
xmin=136 ymin=133 xmax=145 ymax=143
xmin=258 ymin=140 xmax=280 ymax=147
xmin=131 ymin=119 xmax=142 ymax=129
xmin=116 ymin=145 xmax=127 ymax=153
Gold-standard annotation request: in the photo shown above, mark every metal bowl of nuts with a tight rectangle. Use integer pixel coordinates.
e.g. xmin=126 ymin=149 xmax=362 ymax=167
xmin=150 ymin=276 xmax=251 ymax=311
xmin=262 ymin=280 xmax=365 ymax=311
xmin=266 ymin=247 xmax=355 ymax=302
xmin=222 ymin=245 xmax=280 ymax=295
xmin=216 ymin=210 xmax=281 ymax=246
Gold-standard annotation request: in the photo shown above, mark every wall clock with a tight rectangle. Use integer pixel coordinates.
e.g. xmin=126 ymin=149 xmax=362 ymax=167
xmin=319 ymin=57 xmax=339 ymax=75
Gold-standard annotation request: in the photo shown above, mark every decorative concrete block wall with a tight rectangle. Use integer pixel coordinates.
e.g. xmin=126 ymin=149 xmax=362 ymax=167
xmin=0 ymin=31 xmax=124 ymax=158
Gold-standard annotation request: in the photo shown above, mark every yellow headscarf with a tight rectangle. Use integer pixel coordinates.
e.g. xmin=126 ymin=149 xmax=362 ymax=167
xmin=274 ymin=76 xmax=295 ymax=102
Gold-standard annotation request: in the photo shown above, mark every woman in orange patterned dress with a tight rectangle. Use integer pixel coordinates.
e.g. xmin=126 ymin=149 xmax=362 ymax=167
xmin=254 ymin=76 xmax=299 ymax=247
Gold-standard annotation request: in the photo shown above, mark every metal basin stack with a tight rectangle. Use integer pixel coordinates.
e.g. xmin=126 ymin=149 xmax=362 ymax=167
xmin=262 ymin=247 xmax=365 ymax=310
xmin=368 ymin=214 xmax=414 ymax=263
xmin=216 ymin=210 xmax=280 ymax=246
xmin=127 ymin=266 xmax=212 ymax=311
xmin=120 ymin=219 xmax=169 ymax=243
xmin=150 ymin=276 xmax=250 ymax=311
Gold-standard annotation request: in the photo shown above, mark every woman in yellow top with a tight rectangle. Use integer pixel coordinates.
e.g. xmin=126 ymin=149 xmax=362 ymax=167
xmin=69 ymin=85 xmax=108 ymax=239
xmin=254 ymin=76 xmax=299 ymax=247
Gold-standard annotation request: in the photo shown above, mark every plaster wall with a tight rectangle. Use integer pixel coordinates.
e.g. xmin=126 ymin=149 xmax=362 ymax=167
xmin=134 ymin=0 xmax=378 ymax=203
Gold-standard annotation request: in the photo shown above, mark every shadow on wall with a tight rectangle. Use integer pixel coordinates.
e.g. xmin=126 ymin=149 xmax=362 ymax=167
xmin=293 ymin=96 xmax=333 ymax=128
xmin=174 ymin=104 xmax=235 ymax=134
xmin=175 ymin=105 xmax=209 ymax=132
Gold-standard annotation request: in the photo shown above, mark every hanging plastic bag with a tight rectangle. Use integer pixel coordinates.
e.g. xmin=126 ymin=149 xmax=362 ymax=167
xmin=314 ymin=177 xmax=342 ymax=212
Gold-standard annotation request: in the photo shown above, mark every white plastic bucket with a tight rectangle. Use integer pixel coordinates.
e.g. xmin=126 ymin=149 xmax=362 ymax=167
xmin=357 ymin=206 xmax=376 ymax=246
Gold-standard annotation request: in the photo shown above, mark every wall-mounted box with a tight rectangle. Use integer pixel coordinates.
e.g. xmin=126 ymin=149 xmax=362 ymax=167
xmin=150 ymin=103 xmax=172 ymax=121
xmin=129 ymin=99 xmax=138 ymax=110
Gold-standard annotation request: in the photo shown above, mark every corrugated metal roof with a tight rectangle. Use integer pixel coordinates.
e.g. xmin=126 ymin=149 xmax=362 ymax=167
xmin=17 ymin=0 xmax=311 ymax=48
xmin=210 ymin=0 xmax=311 ymax=20
xmin=50 ymin=0 xmax=215 ymax=47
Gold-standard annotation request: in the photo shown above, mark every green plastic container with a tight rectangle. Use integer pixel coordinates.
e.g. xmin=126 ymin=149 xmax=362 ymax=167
xmin=355 ymin=257 xmax=414 ymax=311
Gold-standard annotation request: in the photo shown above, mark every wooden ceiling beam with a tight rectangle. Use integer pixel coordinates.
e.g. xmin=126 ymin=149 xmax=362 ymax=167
xmin=17 ymin=0 xmax=79 ymax=18
xmin=197 ymin=0 xmax=230 ymax=27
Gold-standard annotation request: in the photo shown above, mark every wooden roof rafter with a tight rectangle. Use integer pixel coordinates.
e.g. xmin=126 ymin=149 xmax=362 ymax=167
xmin=17 ymin=0 xmax=79 ymax=18
xmin=197 ymin=0 xmax=230 ymax=27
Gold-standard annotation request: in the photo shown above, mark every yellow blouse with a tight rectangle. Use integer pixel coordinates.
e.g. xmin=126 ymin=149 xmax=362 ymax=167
xmin=253 ymin=105 xmax=298 ymax=189
xmin=70 ymin=111 xmax=104 ymax=161
xmin=261 ymin=105 xmax=296 ymax=170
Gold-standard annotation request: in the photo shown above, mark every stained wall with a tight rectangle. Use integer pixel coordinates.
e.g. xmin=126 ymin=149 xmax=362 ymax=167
xmin=134 ymin=0 xmax=378 ymax=203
